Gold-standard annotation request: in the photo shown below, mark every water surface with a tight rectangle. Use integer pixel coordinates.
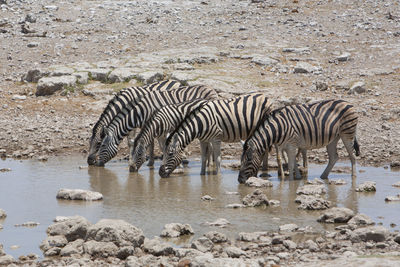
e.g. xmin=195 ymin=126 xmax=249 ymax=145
xmin=0 ymin=156 xmax=399 ymax=258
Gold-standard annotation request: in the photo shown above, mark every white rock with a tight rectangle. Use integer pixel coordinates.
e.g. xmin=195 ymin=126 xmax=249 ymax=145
xmin=160 ymin=223 xmax=194 ymax=237
xmin=317 ymin=207 xmax=355 ymax=223
xmin=56 ymin=189 xmax=103 ymax=201
xmin=294 ymin=62 xmax=321 ymax=74
xmin=245 ymin=177 xmax=273 ymax=187
xmin=279 ymin=223 xmax=299 ymax=232
xmin=201 ymin=195 xmax=215 ymax=201
xmin=385 ymin=194 xmax=400 ymax=202
xmin=296 ymin=184 xmax=326 ymax=195
xmin=36 ymin=76 xmax=77 ymax=96
xmin=205 ymin=218 xmax=230 ymax=227
xmin=12 ymin=95 xmax=26 ymax=100
xmin=355 ymin=181 xmax=376 ymax=192
xmin=349 ymin=81 xmax=366 ymax=94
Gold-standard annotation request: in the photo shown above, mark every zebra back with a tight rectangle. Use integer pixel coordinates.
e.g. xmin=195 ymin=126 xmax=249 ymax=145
xmin=249 ymin=99 xmax=358 ymax=152
xmin=133 ymin=99 xmax=210 ymax=150
xmin=165 ymin=93 xmax=272 ymax=148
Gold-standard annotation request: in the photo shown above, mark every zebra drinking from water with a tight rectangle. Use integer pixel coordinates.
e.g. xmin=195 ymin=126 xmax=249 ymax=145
xmin=129 ymin=99 xmax=214 ymax=174
xmin=92 ymin=85 xmax=218 ymax=166
xmin=88 ymin=80 xmax=181 ymax=166
xmin=238 ymin=99 xmax=360 ymax=183
xmin=159 ymin=93 xmax=272 ymax=178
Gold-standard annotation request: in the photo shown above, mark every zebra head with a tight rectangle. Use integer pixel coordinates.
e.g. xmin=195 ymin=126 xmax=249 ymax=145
xmin=159 ymin=134 xmax=183 ymax=178
xmin=238 ymin=139 xmax=264 ymax=183
xmin=87 ymin=124 xmax=106 ymax=165
xmin=95 ymin=128 xmax=117 ymax=166
xmin=129 ymin=138 xmax=146 ymax=172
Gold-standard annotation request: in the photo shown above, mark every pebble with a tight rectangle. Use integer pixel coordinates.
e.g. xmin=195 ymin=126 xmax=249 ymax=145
xmin=201 ymin=195 xmax=215 ymax=201
xmin=27 ymin=42 xmax=39 ymax=48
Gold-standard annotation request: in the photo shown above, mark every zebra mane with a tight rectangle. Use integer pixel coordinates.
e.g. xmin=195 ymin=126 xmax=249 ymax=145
xmin=92 ymin=87 xmax=138 ymax=134
xmin=164 ymin=99 xmax=209 ymax=148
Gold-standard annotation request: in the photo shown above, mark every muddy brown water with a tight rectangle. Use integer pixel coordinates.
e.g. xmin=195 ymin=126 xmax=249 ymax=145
xmin=0 ymin=155 xmax=399 ymax=258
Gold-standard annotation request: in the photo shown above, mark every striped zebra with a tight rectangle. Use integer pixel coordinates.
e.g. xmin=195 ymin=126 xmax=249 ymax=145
xmin=238 ymin=99 xmax=360 ymax=183
xmin=88 ymin=80 xmax=181 ymax=165
xmin=92 ymin=85 xmax=218 ymax=166
xmin=129 ymin=99 xmax=213 ymax=174
xmin=159 ymin=93 xmax=272 ymax=178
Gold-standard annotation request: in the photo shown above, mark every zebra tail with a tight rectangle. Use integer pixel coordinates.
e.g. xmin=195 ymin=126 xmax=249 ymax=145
xmin=353 ymin=137 xmax=360 ymax=156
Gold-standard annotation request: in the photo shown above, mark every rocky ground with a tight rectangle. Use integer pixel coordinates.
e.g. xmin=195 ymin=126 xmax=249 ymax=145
xmin=1 ymin=0 xmax=400 ymax=265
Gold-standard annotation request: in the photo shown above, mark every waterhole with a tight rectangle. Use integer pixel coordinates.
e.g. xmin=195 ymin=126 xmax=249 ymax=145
xmin=0 ymin=156 xmax=399 ymax=258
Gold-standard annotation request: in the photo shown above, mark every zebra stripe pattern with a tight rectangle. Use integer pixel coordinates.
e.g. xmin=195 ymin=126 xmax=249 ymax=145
xmin=159 ymin=93 xmax=272 ymax=178
xmin=93 ymin=85 xmax=218 ymax=166
xmin=238 ymin=99 xmax=359 ymax=183
xmin=129 ymin=99 xmax=211 ymax=173
xmin=88 ymin=80 xmax=180 ymax=165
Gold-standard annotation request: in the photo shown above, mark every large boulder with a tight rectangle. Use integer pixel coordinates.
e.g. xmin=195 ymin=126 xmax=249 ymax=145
xmin=143 ymin=238 xmax=174 ymax=256
xmin=0 ymin=255 xmax=14 ymax=266
xmin=225 ymin=246 xmax=247 ymax=258
xmin=347 ymin=213 xmax=374 ymax=227
xmin=60 ymin=239 xmax=84 ymax=256
xmin=191 ymin=237 xmax=214 ymax=253
xmin=108 ymin=68 xmax=137 ymax=83
xmin=40 ymin=235 xmax=68 ymax=252
xmin=36 ymin=76 xmax=77 ymax=96
xmin=242 ymin=189 xmax=269 ymax=207
xmin=56 ymin=189 xmax=103 ymax=201
xmin=351 ymin=226 xmax=390 ymax=243
xmin=204 ymin=231 xmax=228 ymax=243
xmin=46 ymin=216 xmax=92 ymax=242
xmin=160 ymin=223 xmax=194 ymax=238
xmin=22 ymin=68 xmax=49 ymax=82
xmin=83 ymin=240 xmax=118 ymax=258
xmin=317 ymin=207 xmax=355 ymax=223
xmin=86 ymin=219 xmax=144 ymax=248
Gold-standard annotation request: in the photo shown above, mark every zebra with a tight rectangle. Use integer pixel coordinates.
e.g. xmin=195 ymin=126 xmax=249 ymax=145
xmin=92 ymin=85 xmax=218 ymax=166
xmin=238 ymin=99 xmax=360 ymax=183
xmin=129 ymin=99 xmax=214 ymax=174
xmin=87 ymin=80 xmax=181 ymax=166
xmin=159 ymin=93 xmax=272 ymax=178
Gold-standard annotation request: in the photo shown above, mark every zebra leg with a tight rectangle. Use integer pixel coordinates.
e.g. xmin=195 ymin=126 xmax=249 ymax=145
xmin=277 ymin=145 xmax=285 ymax=179
xmin=200 ymin=141 xmax=210 ymax=175
xmin=127 ymin=129 xmax=137 ymax=161
xmin=287 ymin=145 xmax=301 ymax=179
xmin=259 ymin=152 xmax=270 ymax=177
xmin=342 ymin=137 xmax=357 ymax=178
xmin=320 ymin=137 xmax=340 ymax=179
xmin=212 ymin=140 xmax=221 ymax=175
xmin=301 ymin=149 xmax=308 ymax=168
xmin=147 ymin=140 xmax=155 ymax=167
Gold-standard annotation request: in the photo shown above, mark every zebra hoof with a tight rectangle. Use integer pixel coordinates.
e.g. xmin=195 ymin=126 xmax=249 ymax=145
xmin=182 ymin=159 xmax=189 ymax=165
xmin=147 ymin=162 xmax=154 ymax=167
